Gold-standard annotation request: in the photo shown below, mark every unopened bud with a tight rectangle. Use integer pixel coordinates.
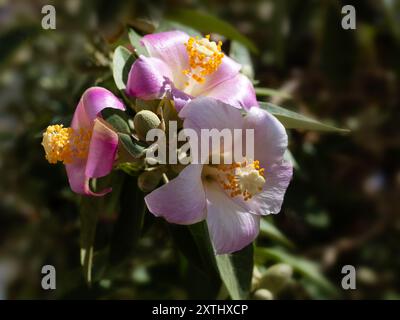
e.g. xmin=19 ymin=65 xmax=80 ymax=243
xmin=253 ymin=288 xmax=274 ymax=300
xmin=258 ymin=263 xmax=293 ymax=294
xmin=138 ymin=170 xmax=162 ymax=192
xmin=133 ymin=110 xmax=161 ymax=140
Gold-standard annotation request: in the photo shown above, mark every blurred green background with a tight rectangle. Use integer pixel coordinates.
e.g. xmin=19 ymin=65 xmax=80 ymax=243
xmin=0 ymin=0 xmax=399 ymax=299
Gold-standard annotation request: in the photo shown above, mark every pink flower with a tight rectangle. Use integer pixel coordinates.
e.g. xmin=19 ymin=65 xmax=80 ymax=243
xmin=41 ymin=87 xmax=125 ymax=196
xmin=145 ymin=97 xmax=293 ymax=254
xmin=126 ymin=31 xmax=258 ymax=112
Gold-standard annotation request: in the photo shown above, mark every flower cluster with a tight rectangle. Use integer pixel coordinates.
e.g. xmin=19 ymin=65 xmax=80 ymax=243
xmin=42 ymin=31 xmax=293 ymax=254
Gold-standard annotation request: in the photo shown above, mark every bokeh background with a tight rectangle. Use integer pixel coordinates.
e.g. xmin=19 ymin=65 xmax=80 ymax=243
xmin=0 ymin=0 xmax=399 ymax=299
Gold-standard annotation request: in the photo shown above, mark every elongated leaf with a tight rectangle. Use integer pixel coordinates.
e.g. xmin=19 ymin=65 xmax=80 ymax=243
xmin=79 ymin=197 xmax=99 ymax=285
xmin=255 ymin=87 xmax=292 ymax=99
xmin=260 ymin=218 xmax=294 ymax=248
xmin=101 ymin=108 xmax=131 ymax=134
xmin=128 ymin=28 xmax=149 ymax=57
xmin=156 ymin=19 xmax=202 ymax=37
xmin=167 ymin=9 xmax=258 ymax=54
xmin=112 ymin=46 xmax=135 ymax=90
xmin=109 ymin=176 xmax=145 ymax=264
xmin=259 ymin=102 xmax=349 ymax=133
xmin=216 ymin=244 xmax=254 ymax=300
xmin=256 ymin=247 xmax=338 ymax=296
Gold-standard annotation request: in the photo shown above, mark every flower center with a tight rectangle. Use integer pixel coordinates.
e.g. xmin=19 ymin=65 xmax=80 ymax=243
xmin=217 ymin=160 xmax=265 ymax=201
xmin=42 ymin=124 xmax=92 ymax=164
xmin=183 ymin=35 xmax=224 ymax=86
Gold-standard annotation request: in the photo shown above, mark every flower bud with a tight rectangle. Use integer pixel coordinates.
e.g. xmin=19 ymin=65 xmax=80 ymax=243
xmin=253 ymin=288 xmax=274 ymax=300
xmin=133 ymin=110 xmax=161 ymax=141
xmin=138 ymin=170 xmax=162 ymax=192
xmin=258 ymin=263 xmax=293 ymax=294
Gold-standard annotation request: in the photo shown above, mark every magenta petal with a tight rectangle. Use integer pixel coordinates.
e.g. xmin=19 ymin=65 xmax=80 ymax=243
xmin=141 ymin=31 xmax=190 ymax=88
xmin=252 ymin=162 xmax=293 ymax=215
xmin=145 ymin=164 xmax=206 ymax=224
xmin=243 ymin=107 xmax=288 ymax=166
xmin=65 ymin=160 xmax=111 ymax=197
xmin=126 ymin=56 xmax=173 ymax=100
xmin=85 ymin=118 xmax=119 ymax=179
xmin=205 ymin=182 xmax=260 ymax=254
xmin=202 ymin=73 xmax=258 ymax=110
xmin=72 ymin=87 xmax=125 ymax=129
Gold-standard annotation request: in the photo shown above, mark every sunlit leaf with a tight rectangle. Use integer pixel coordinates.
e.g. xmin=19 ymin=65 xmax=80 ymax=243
xmin=128 ymin=28 xmax=149 ymax=57
xmin=216 ymin=244 xmax=254 ymax=300
xmin=167 ymin=9 xmax=258 ymax=53
xmin=259 ymin=102 xmax=349 ymax=132
xmin=112 ymin=46 xmax=135 ymax=90
xmin=260 ymin=218 xmax=294 ymax=248
xmin=255 ymin=87 xmax=292 ymax=100
xmin=229 ymin=41 xmax=254 ymax=79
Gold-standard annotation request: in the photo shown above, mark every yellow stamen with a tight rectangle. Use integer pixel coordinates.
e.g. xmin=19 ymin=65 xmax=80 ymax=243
xmin=41 ymin=124 xmax=92 ymax=164
xmin=183 ymin=35 xmax=224 ymax=85
xmin=217 ymin=160 xmax=266 ymax=201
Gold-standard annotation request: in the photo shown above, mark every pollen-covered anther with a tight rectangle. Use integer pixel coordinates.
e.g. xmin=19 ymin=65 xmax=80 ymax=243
xmin=42 ymin=124 xmax=92 ymax=164
xmin=217 ymin=160 xmax=266 ymax=201
xmin=183 ymin=34 xmax=224 ymax=85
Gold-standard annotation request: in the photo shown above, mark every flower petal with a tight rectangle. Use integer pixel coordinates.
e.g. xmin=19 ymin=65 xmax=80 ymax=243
xmin=179 ymin=97 xmax=243 ymax=162
xmin=126 ymin=56 xmax=173 ymax=100
xmin=72 ymin=87 xmax=125 ymax=129
xmin=188 ymin=56 xmax=241 ymax=97
xmin=202 ymin=73 xmax=258 ymax=110
xmin=85 ymin=118 xmax=119 ymax=179
xmin=141 ymin=31 xmax=190 ymax=88
xmin=251 ymin=161 xmax=293 ymax=215
xmin=205 ymin=182 xmax=260 ymax=254
xmin=180 ymin=97 xmax=243 ymax=133
xmin=145 ymin=164 xmax=206 ymax=224
xmin=243 ymin=107 xmax=288 ymax=166
xmin=65 ymin=160 xmax=111 ymax=197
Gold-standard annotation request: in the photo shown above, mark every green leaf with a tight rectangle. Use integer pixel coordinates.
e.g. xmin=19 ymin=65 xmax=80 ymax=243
xmin=112 ymin=46 xmax=135 ymax=90
xmin=255 ymin=87 xmax=292 ymax=100
xmin=259 ymin=102 xmax=349 ymax=133
xmin=79 ymin=197 xmax=99 ymax=285
xmin=167 ymin=9 xmax=258 ymax=54
xmin=229 ymin=41 xmax=254 ymax=80
xmin=118 ymin=133 xmax=146 ymax=159
xmin=109 ymin=176 xmax=145 ymax=264
xmin=101 ymin=108 xmax=131 ymax=134
xmin=156 ymin=19 xmax=202 ymax=37
xmin=260 ymin=218 xmax=294 ymax=248
xmin=216 ymin=244 xmax=254 ymax=300
xmin=256 ymin=247 xmax=338 ymax=296
xmin=128 ymin=28 xmax=149 ymax=57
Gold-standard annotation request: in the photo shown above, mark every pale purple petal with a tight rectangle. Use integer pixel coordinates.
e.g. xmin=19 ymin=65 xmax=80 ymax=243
xmin=179 ymin=97 xmax=243 ymax=162
xmin=141 ymin=31 xmax=190 ymax=88
xmin=145 ymin=164 xmax=207 ymax=224
xmin=85 ymin=118 xmax=119 ymax=179
xmin=126 ymin=56 xmax=173 ymax=100
xmin=202 ymin=73 xmax=258 ymax=110
xmin=204 ymin=182 xmax=260 ymax=254
xmin=71 ymin=87 xmax=125 ymax=129
xmin=251 ymin=161 xmax=293 ymax=215
xmin=180 ymin=97 xmax=243 ymax=134
xmin=188 ymin=56 xmax=241 ymax=97
xmin=243 ymin=107 xmax=288 ymax=166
